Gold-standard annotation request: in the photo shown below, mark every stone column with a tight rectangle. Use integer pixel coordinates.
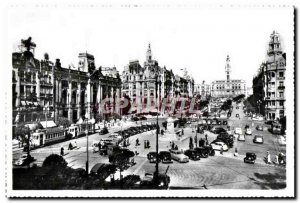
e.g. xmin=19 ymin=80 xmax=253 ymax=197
xmin=77 ymin=83 xmax=81 ymax=120
xmin=68 ymin=81 xmax=72 ymax=121
xmin=97 ymin=83 xmax=101 ymax=104
xmin=16 ymin=70 xmax=20 ymax=107
xmin=100 ymin=85 xmax=103 ymax=101
xmin=86 ymin=79 xmax=91 ymax=119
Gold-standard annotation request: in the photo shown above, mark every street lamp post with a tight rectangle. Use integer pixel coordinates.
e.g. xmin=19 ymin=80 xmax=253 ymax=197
xmin=84 ymin=112 xmax=89 ymax=176
xmin=43 ymin=106 xmax=49 ymax=129
xmin=257 ymin=100 xmax=262 ymax=115
xmin=150 ymin=68 xmax=161 ymax=188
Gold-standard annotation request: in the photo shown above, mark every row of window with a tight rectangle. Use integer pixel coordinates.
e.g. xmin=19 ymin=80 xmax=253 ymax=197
xmin=267 ymin=91 xmax=284 ymax=98
xmin=266 ymin=100 xmax=284 ymax=107
xmin=46 ymin=132 xmax=64 ymax=140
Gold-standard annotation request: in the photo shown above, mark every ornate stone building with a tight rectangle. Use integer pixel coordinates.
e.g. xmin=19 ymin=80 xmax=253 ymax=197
xmin=194 ymin=80 xmax=211 ymax=99
xmin=121 ymin=44 xmax=194 ymax=114
xmin=211 ymin=55 xmax=246 ymax=98
xmin=12 ymin=37 xmax=121 ymax=125
xmin=253 ymin=31 xmax=286 ymax=120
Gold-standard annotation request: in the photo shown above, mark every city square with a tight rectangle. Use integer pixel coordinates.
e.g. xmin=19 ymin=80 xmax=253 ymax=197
xmin=7 ymin=5 xmax=294 ymax=198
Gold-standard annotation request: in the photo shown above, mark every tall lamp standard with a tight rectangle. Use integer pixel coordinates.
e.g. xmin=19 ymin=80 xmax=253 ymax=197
xmin=257 ymin=100 xmax=262 ymax=115
xmin=84 ymin=112 xmax=89 ymax=176
xmin=43 ymin=106 xmax=50 ymax=129
xmin=150 ymin=67 xmax=161 ymax=188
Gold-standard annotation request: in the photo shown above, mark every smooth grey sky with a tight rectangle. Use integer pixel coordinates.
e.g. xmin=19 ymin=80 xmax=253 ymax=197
xmin=8 ymin=5 xmax=293 ymax=87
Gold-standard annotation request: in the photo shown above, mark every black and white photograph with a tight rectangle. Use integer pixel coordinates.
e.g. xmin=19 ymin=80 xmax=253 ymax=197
xmin=3 ymin=1 xmax=295 ymax=198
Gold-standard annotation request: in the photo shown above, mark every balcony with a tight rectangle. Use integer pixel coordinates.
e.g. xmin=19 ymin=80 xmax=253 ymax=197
xmin=278 ymin=86 xmax=285 ymax=90
xmin=277 ymin=77 xmax=285 ymax=80
xmin=40 ymin=81 xmax=53 ymax=87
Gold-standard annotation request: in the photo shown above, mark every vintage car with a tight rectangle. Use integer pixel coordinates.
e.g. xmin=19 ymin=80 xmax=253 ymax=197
xmin=234 ymin=127 xmax=242 ymax=135
xmin=184 ymin=149 xmax=201 ymax=161
xmin=217 ymin=133 xmax=234 ymax=147
xmin=256 ymin=125 xmax=263 ymax=131
xmin=237 ymin=134 xmax=246 ymax=142
xmin=147 ymin=152 xmax=159 ymax=163
xmin=99 ymin=127 xmax=109 ymax=135
xmin=210 ymin=141 xmax=229 ymax=151
xmin=14 ymin=154 xmax=34 ymax=166
xmin=169 ymin=149 xmax=189 ymax=163
xmin=194 ymin=147 xmax=209 ymax=158
xmin=158 ymin=151 xmax=173 ymax=164
xmin=244 ymin=152 xmax=256 ymax=164
xmin=253 ymin=135 xmax=264 ymax=144
xmin=90 ymin=163 xmax=117 ymax=180
xmin=245 ymin=128 xmax=252 ymax=135
xmin=139 ymin=173 xmax=170 ymax=189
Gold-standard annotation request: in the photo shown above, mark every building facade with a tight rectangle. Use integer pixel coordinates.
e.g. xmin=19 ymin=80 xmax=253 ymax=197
xmin=194 ymin=80 xmax=211 ymax=99
xmin=121 ymin=44 xmax=194 ymax=114
xmin=252 ymin=31 xmax=286 ymax=120
xmin=211 ymin=55 xmax=246 ymax=98
xmin=12 ymin=37 xmax=121 ymax=125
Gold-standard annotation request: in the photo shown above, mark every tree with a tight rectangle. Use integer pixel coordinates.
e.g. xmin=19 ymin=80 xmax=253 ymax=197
xmin=55 ymin=117 xmax=71 ymax=128
xmin=43 ymin=154 xmax=68 ymax=167
xmin=14 ymin=123 xmax=30 ymax=141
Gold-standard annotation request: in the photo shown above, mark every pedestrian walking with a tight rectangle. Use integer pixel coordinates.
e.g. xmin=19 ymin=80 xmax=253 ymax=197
xmin=136 ymin=138 xmax=139 ymax=146
xmin=205 ymin=134 xmax=208 ymax=142
xmin=174 ymin=145 xmax=178 ymax=150
xmin=182 ymin=129 xmax=184 ymax=135
xmin=147 ymin=140 xmax=150 ymax=148
xmin=68 ymin=142 xmax=73 ymax=150
xmin=74 ymin=141 xmax=77 ymax=149
xmin=275 ymin=155 xmax=279 ymax=164
xmin=220 ymin=146 xmax=223 ymax=155
xmin=60 ymin=146 xmax=64 ymax=156
xmin=266 ymin=151 xmax=271 ymax=164
xmin=234 ymin=148 xmax=238 ymax=157
xmin=172 ymin=141 xmax=175 ymax=150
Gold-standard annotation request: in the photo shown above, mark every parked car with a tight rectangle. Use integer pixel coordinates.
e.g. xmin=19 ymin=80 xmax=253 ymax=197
xmin=14 ymin=154 xmax=34 ymax=166
xmin=169 ymin=149 xmax=189 ymax=163
xmin=256 ymin=125 xmax=263 ymax=131
xmin=237 ymin=134 xmax=246 ymax=142
xmin=194 ymin=147 xmax=209 ymax=158
xmin=245 ymin=128 xmax=252 ymax=135
xmin=184 ymin=149 xmax=201 ymax=161
xmin=210 ymin=141 xmax=228 ymax=151
xmin=234 ymin=127 xmax=242 ymax=135
xmin=244 ymin=152 xmax=256 ymax=164
xmin=253 ymin=135 xmax=264 ymax=144
xmin=99 ymin=127 xmax=109 ymax=135
xmin=108 ymin=133 xmax=123 ymax=143
xmin=140 ymin=173 xmax=170 ymax=189
xmin=210 ymin=126 xmax=227 ymax=134
xmin=217 ymin=133 xmax=234 ymax=147
xmin=90 ymin=163 xmax=117 ymax=180
xmin=147 ymin=152 xmax=158 ymax=163
xmin=158 ymin=151 xmax=173 ymax=164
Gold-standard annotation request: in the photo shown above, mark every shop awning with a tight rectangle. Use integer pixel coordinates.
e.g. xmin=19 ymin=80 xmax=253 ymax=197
xmin=25 ymin=123 xmax=38 ymax=131
xmin=40 ymin=120 xmax=57 ymax=128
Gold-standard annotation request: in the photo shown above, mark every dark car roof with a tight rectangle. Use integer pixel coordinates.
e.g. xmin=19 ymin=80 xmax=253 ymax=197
xmin=159 ymin=151 xmax=171 ymax=154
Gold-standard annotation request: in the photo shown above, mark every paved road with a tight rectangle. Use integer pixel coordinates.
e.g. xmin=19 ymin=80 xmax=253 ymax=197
xmin=12 ymin=102 xmax=286 ymax=189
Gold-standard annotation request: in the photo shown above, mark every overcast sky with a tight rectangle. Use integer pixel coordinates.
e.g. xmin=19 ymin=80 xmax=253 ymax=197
xmin=7 ymin=5 xmax=293 ymax=87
